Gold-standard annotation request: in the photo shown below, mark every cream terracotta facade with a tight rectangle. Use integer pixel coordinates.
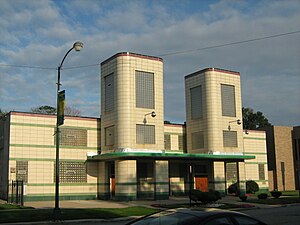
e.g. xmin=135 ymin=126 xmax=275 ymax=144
xmin=0 ymin=112 xmax=100 ymax=201
xmin=0 ymin=52 xmax=271 ymax=202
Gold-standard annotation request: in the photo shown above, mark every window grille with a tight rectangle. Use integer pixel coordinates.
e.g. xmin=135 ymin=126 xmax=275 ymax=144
xmin=54 ymin=162 xmax=87 ymax=183
xmin=221 ymin=84 xmax=236 ymax=117
xmin=223 ymin=130 xmax=238 ymax=147
xmin=58 ymin=128 xmax=87 ymax=147
xmin=16 ymin=161 xmax=28 ymax=183
xmin=136 ymin=71 xmax=154 ymax=109
xmin=190 ymin=85 xmax=202 ymax=119
xmin=164 ymin=134 xmax=171 ymax=150
xmin=105 ymin=73 xmax=114 ymax=112
xmin=259 ymin=164 xmax=265 ymax=180
xmin=136 ymin=124 xmax=155 ymax=144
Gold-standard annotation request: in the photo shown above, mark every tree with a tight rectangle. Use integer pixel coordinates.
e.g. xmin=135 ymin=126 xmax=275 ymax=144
xmin=242 ymin=107 xmax=272 ymax=130
xmin=31 ymin=105 xmax=56 ymax=114
xmin=64 ymin=106 xmax=81 ymax=116
xmin=0 ymin=109 xmax=7 ymax=121
xmin=31 ymin=105 xmax=81 ymax=116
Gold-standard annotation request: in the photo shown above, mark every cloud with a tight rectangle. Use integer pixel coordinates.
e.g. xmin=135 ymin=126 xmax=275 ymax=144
xmin=0 ymin=0 xmax=299 ymax=126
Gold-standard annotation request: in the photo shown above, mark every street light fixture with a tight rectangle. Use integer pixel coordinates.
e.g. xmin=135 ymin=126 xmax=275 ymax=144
xmin=53 ymin=42 xmax=83 ymax=220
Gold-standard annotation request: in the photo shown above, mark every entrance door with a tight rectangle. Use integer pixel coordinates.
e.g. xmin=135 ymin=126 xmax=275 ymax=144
xmin=195 ymin=176 xmax=208 ymax=192
xmin=110 ymin=176 xmax=115 ymax=197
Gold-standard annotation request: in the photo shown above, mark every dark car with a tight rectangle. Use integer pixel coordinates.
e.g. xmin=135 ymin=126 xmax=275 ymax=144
xmin=125 ymin=208 xmax=268 ymax=225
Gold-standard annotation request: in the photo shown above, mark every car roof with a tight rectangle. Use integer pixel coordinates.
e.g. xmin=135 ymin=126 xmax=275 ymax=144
xmin=167 ymin=208 xmax=249 ymax=218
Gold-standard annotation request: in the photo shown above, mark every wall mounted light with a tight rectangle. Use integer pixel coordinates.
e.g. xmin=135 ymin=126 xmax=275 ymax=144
xmin=228 ymin=119 xmax=241 ymax=131
xmin=143 ymin=111 xmax=156 ymax=124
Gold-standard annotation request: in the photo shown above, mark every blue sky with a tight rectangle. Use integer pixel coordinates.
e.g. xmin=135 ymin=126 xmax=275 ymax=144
xmin=0 ymin=0 xmax=299 ymax=126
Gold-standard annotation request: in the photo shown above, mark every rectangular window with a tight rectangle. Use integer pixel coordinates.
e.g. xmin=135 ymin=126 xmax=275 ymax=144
xmin=221 ymin=84 xmax=236 ymax=117
xmin=258 ymin=164 xmax=265 ymax=180
xmin=164 ymin=134 xmax=171 ymax=150
xmin=136 ymin=71 xmax=154 ymax=109
xmin=54 ymin=162 xmax=87 ymax=183
xmin=190 ymin=85 xmax=202 ymax=119
xmin=105 ymin=126 xmax=114 ymax=146
xmin=136 ymin=124 xmax=155 ymax=144
xmin=105 ymin=73 xmax=114 ymax=112
xmin=191 ymin=131 xmax=204 ymax=149
xmin=58 ymin=128 xmax=87 ymax=147
xmin=223 ymin=130 xmax=238 ymax=147
xmin=16 ymin=161 xmax=28 ymax=183
xmin=178 ymin=135 xmax=186 ymax=151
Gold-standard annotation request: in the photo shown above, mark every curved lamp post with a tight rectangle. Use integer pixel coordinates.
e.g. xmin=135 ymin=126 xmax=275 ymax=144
xmin=53 ymin=42 xmax=83 ymax=220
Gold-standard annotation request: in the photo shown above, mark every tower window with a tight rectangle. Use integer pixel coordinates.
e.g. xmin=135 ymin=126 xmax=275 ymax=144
xmin=190 ymin=85 xmax=202 ymax=119
xmin=136 ymin=124 xmax=155 ymax=144
xmin=223 ymin=130 xmax=238 ymax=147
xmin=221 ymin=84 xmax=236 ymax=117
xmin=136 ymin=71 xmax=154 ymax=109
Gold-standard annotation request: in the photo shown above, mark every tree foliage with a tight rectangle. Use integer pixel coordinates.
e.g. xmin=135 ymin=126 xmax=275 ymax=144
xmin=31 ymin=105 xmax=56 ymax=114
xmin=242 ymin=107 xmax=272 ymax=130
xmin=0 ymin=108 xmax=8 ymax=120
xmin=31 ymin=105 xmax=81 ymax=116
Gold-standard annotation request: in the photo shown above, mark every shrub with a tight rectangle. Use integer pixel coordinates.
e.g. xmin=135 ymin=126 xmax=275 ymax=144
xmin=270 ymin=191 xmax=282 ymax=198
xmin=246 ymin=180 xmax=259 ymax=194
xmin=257 ymin=193 xmax=268 ymax=199
xmin=239 ymin=195 xmax=248 ymax=202
xmin=228 ymin=183 xmax=240 ymax=195
xmin=190 ymin=189 xmax=221 ymax=204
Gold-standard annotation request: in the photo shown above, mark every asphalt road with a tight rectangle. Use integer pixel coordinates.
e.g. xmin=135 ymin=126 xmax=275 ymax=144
xmin=243 ymin=204 xmax=300 ymax=225
xmin=6 ymin=205 xmax=300 ymax=225
xmin=62 ymin=205 xmax=300 ymax=225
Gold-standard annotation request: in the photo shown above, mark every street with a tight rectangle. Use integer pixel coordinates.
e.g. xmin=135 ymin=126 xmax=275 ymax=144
xmin=49 ymin=204 xmax=300 ymax=225
xmin=243 ymin=204 xmax=300 ymax=225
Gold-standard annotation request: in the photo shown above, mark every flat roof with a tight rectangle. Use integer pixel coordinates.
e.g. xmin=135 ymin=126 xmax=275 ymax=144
xmin=89 ymin=152 xmax=255 ymax=161
xmin=101 ymin=52 xmax=163 ymax=65
xmin=185 ymin=68 xmax=240 ymax=79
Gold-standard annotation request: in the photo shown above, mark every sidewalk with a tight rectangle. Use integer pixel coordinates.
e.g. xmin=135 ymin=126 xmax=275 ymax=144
xmin=23 ymin=195 xmax=277 ymax=209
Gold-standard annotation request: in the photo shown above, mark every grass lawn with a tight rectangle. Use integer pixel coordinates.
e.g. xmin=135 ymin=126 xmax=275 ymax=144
xmin=0 ymin=206 xmax=159 ymax=223
xmin=248 ymin=191 xmax=300 ymax=205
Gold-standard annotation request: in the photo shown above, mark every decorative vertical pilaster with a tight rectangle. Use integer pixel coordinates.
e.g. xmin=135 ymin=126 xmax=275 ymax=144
xmin=115 ymin=160 xmax=137 ymax=201
xmin=155 ymin=160 xmax=169 ymax=200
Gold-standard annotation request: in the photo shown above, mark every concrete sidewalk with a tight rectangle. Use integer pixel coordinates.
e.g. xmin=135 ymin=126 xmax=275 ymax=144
xmin=23 ymin=195 xmax=278 ymax=209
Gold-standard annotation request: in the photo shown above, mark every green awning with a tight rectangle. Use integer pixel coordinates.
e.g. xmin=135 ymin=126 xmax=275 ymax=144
xmin=89 ymin=152 xmax=255 ymax=161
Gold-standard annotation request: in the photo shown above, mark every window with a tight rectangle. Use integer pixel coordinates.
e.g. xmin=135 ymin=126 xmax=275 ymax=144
xmin=233 ymin=215 xmax=263 ymax=225
xmin=178 ymin=135 xmax=186 ymax=151
xmin=258 ymin=164 xmax=265 ymax=180
xmin=191 ymin=131 xmax=204 ymax=149
xmin=16 ymin=161 xmax=28 ymax=183
xmin=164 ymin=134 xmax=171 ymax=150
xmin=54 ymin=162 xmax=87 ymax=183
xmin=190 ymin=85 xmax=203 ymax=119
xmin=223 ymin=131 xmax=238 ymax=147
xmin=105 ymin=73 xmax=114 ymax=112
xmin=136 ymin=124 xmax=155 ymax=144
xmin=58 ymin=128 xmax=87 ymax=147
xmin=136 ymin=71 xmax=154 ymax=109
xmin=221 ymin=84 xmax=236 ymax=117
xmin=204 ymin=216 xmax=234 ymax=225
xmin=105 ymin=126 xmax=114 ymax=146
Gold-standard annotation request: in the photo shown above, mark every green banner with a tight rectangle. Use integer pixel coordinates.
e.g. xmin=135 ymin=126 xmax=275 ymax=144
xmin=58 ymin=90 xmax=65 ymax=125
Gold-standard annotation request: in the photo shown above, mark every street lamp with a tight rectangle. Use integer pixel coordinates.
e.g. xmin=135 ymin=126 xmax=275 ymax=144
xmin=53 ymin=41 xmax=83 ymax=220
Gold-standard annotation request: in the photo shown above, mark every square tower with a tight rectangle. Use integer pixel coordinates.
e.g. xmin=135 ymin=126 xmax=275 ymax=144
xmin=100 ymin=52 xmax=164 ymax=153
xmin=185 ymin=68 xmax=244 ymax=154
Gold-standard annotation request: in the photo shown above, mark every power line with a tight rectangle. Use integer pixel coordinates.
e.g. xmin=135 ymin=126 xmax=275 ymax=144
xmin=0 ymin=64 xmax=55 ymax=70
xmin=158 ymin=30 xmax=300 ymax=57
xmin=1 ymin=30 xmax=299 ymax=70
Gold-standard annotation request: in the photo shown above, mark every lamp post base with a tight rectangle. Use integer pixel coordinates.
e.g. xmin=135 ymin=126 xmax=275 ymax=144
xmin=52 ymin=207 xmax=61 ymax=221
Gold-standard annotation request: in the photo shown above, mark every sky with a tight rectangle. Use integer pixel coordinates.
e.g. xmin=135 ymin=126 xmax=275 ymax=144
xmin=0 ymin=0 xmax=299 ymax=126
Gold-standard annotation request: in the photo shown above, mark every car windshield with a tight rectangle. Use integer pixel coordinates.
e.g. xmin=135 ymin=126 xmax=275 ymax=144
xmin=131 ymin=210 xmax=202 ymax=225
